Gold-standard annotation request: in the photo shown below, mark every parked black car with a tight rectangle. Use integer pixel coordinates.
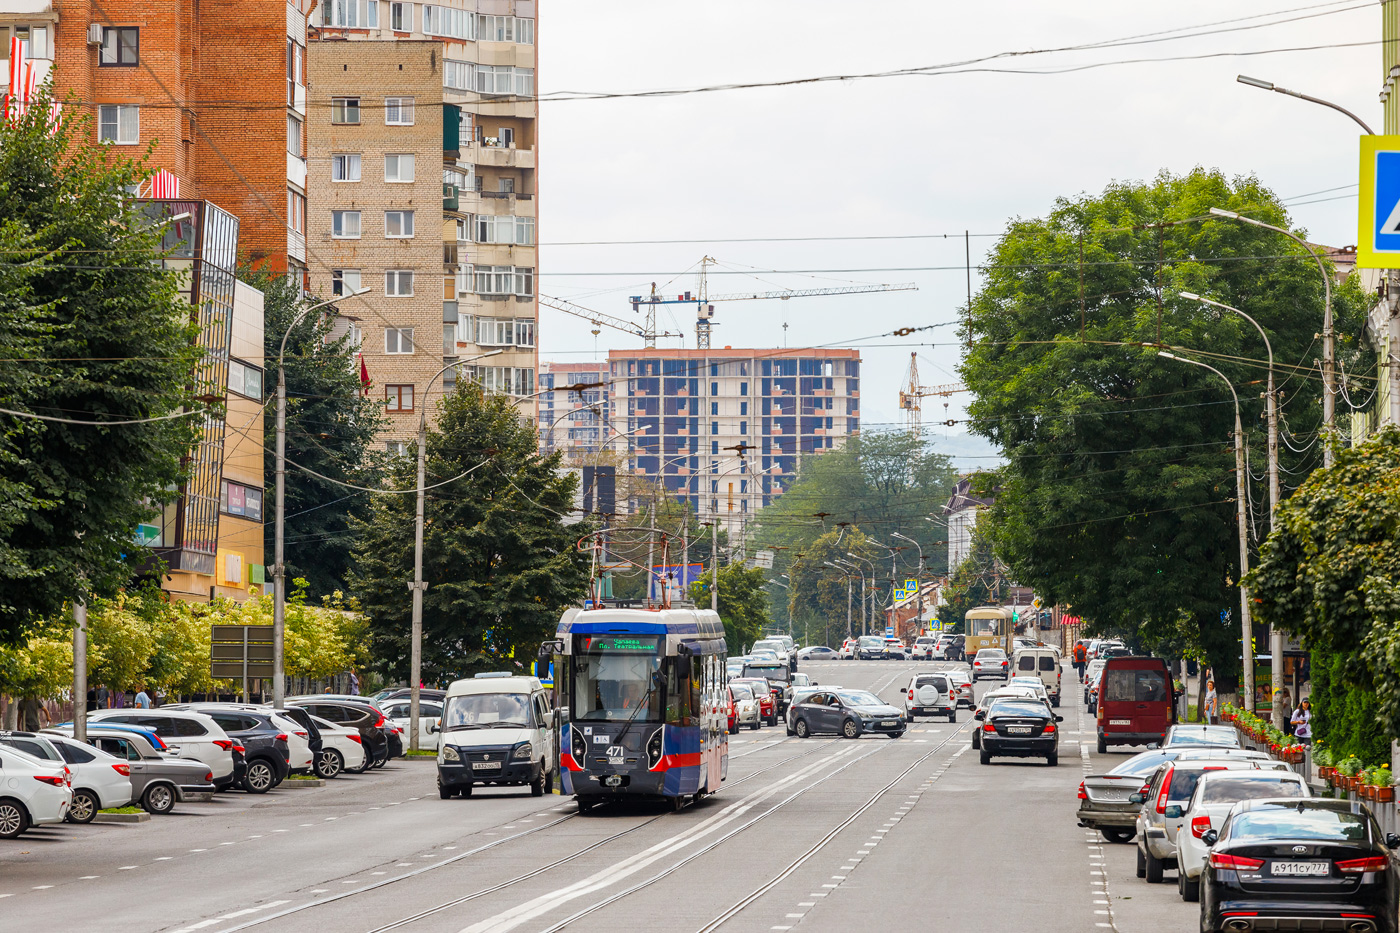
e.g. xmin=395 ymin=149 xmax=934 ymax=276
xmin=1200 ymin=798 xmax=1399 ymax=933
xmin=193 ymin=709 xmax=291 ymax=793
xmin=975 ymin=697 xmax=1061 ymax=766
xmin=286 ymin=698 xmax=389 ymax=771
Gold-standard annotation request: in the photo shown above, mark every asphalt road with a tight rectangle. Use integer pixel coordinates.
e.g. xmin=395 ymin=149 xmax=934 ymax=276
xmin=0 ymin=659 xmax=1202 ymax=933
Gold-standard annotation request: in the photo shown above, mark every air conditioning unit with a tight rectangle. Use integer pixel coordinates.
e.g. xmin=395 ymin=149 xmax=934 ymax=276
xmin=87 ymin=23 xmax=103 ymax=45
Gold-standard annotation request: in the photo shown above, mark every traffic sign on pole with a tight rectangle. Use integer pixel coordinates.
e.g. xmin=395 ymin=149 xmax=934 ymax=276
xmin=1357 ymin=136 xmax=1400 ymax=268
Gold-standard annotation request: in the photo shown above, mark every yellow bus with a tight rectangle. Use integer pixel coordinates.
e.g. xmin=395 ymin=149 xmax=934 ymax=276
xmin=964 ymin=606 xmax=1014 ymax=659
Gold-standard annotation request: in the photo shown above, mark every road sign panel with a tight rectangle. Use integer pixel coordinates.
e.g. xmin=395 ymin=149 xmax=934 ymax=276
xmin=212 ymin=662 xmax=273 ymax=679
xmin=1358 ymin=136 xmax=1400 ymax=268
xmin=212 ymin=625 xmax=274 ymax=643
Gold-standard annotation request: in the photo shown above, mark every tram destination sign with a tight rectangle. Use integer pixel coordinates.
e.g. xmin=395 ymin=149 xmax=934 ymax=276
xmin=581 ymin=635 xmax=660 ymax=653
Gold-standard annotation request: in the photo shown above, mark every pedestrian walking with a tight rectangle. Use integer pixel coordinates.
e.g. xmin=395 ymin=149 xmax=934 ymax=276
xmin=1291 ymin=699 xmax=1312 ymax=745
xmin=134 ymin=685 xmax=152 ymax=709
xmin=1072 ymin=640 xmax=1087 ymax=682
xmin=1205 ymin=679 xmax=1219 ymax=725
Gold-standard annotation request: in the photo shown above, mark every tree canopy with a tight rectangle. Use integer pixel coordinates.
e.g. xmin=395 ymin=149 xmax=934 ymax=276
xmin=351 ymin=387 xmax=592 ymax=683
xmin=0 ymin=87 xmax=205 ymax=643
xmin=960 ymin=168 xmax=1368 ymax=672
xmin=688 ymin=561 xmax=771 ymax=652
xmin=786 ymin=528 xmax=877 ymax=646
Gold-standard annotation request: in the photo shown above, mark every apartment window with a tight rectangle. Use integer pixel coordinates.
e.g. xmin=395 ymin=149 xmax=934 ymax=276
xmin=227 ymin=359 xmax=264 ymax=400
xmin=385 ymin=271 xmax=414 ymax=297
xmin=472 ymin=214 xmax=533 ymax=245
xmin=390 ymin=1 xmax=409 ymax=30
xmin=386 ymin=441 xmax=409 ymax=457
xmin=331 ymin=269 xmax=361 ymax=297
xmin=454 ymin=218 xmax=468 ymax=242
xmin=330 ymin=154 xmax=360 ymax=182
xmin=498 ymin=128 xmax=515 ymax=148
xmin=332 ymin=210 xmax=361 ymax=239
xmin=220 ymin=480 xmax=264 ymax=522
xmin=322 ymin=0 xmax=363 ymax=27
xmin=286 ymin=190 xmax=305 ymax=234
xmin=385 ymin=384 xmax=414 ymax=412
xmin=739 ymin=382 xmax=748 ymax=396
xmin=443 ymin=166 xmax=470 ymax=189
xmin=286 ymin=39 xmax=303 ymax=104
xmin=12 ymin=25 xmax=49 ymax=60
xmin=473 ymin=265 xmax=532 ymax=297
xmin=384 ymin=97 xmax=415 ymax=125
xmin=384 ymin=153 xmax=415 ymax=182
xmin=474 ymin=65 xmax=533 ymax=96
xmin=497 ymin=176 xmax=515 ymax=194
xmin=385 ymin=327 xmax=415 ymax=353
xmin=286 ymin=114 xmax=302 ymax=156
xmin=331 ymin=97 xmax=361 ymax=124
xmin=100 ymin=27 xmax=138 ymax=66
xmin=711 ymin=441 xmax=719 ymax=455
xmin=443 ymin=323 xmax=457 ymax=354
xmin=740 ymin=401 xmax=748 ymax=416
xmin=739 ymin=421 xmax=747 ymax=434
xmin=477 ymin=14 xmax=532 ymax=44
xmin=366 ymin=0 xmax=378 ymax=27
xmin=98 ymin=105 xmax=139 ymax=145
xmin=711 ymin=421 xmax=718 ymax=434
xmin=385 ymin=211 xmax=415 ymax=238
xmin=475 ymin=316 xmax=536 ymax=349
xmin=711 ymin=402 xmax=718 ymax=416
xmin=444 ymin=60 xmax=472 ymax=91
xmin=422 ymin=5 xmax=473 ymax=40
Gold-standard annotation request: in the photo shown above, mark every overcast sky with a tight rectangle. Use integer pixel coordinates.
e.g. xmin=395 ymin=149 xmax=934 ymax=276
xmin=536 ymin=1 xmax=1372 ymax=467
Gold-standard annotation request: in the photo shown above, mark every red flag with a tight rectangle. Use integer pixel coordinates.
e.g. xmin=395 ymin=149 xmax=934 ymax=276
xmin=358 ymin=352 xmax=371 ymax=395
xmin=6 ymin=36 xmax=24 ymax=122
xmin=149 ymin=169 xmax=179 ymax=198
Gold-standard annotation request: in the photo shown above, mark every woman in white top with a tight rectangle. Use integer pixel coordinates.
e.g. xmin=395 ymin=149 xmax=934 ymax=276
xmin=1291 ymin=698 xmax=1312 ymax=744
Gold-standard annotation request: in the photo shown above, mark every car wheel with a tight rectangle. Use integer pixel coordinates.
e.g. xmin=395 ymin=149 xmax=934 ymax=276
xmin=749 ymin=721 xmax=759 ymax=731
xmin=0 ymin=799 xmax=28 ymax=839
xmin=531 ymin=767 xmax=547 ymax=797
xmin=1179 ymin=868 xmax=1200 ymax=902
xmin=316 ymin=749 xmax=344 ymax=780
xmin=948 ymin=710 xmax=957 ymax=723
xmin=1046 ymin=751 xmax=1058 ymax=766
xmin=143 ymin=783 xmax=176 ymax=815
xmin=1136 ymin=845 xmax=1147 ymax=878
xmin=794 ymin=719 xmax=810 ymax=738
xmin=67 ymin=789 xmax=99 ymax=824
xmin=1101 ymin=827 xmax=1136 ymax=844
xmin=1097 ymin=734 xmax=1107 ymax=755
xmin=841 ymin=718 xmax=861 ymax=739
xmin=728 ymin=723 xmax=738 ymax=735
xmin=439 ymin=783 xmax=455 ymax=799
xmin=972 ymin=731 xmax=980 ymax=749
xmin=372 ymin=756 xmax=388 ymax=769
xmin=1051 ymin=696 xmax=1060 ymax=708
xmin=979 ymin=747 xmax=991 ymax=765
xmin=888 ymin=731 xmax=903 ymax=739
xmin=243 ymin=760 xmax=275 ymax=794
xmin=1145 ymin=847 xmax=1165 ymax=884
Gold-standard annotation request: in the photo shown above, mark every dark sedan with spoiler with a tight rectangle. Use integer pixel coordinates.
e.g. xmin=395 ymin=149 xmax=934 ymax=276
xmin=976 ymin=698 xmax=1062 ymax=766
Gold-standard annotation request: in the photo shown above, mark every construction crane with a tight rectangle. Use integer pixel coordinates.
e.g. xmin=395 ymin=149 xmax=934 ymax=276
xmin=539 ymin=294 xmax=683 ymax=342
xmin=631 ymin=257 xmax=918 ymax=348
xmin=899 ymin=352 xmax=966 ymax=435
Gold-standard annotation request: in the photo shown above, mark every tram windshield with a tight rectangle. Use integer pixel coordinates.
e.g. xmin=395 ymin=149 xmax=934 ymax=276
xmin=572 ymin=635 xmax=664 ymax=722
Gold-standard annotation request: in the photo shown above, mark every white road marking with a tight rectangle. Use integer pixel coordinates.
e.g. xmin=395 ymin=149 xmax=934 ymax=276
xmin=168 ymin=901 xmax=292 ymax=933
xmin=79 ymin=876 xmax=99 ymax=880
xmin=32 ymin=885 xmax=52 ymax=890
xmin=154 ymin=857 xmax=173 ymax=861
xmin=117 ymin=865 xmax=137 ymax=870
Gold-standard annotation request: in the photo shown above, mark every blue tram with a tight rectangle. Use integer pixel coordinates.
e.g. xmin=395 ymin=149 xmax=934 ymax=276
xmin=548 ymin=607 xmax=728 ymax=811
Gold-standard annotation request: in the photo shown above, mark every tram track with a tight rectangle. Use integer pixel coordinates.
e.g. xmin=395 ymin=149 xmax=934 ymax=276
xmin=197 ymin=735 xmax=843 ymax=933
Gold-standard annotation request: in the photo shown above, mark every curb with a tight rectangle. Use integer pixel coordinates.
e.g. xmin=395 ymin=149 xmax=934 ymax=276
xmin=401 ymin=755 xmax=438 ymax=763
xmin=95 ymin=811 xmax=151 ymax=824
xmin=281 ymin=778 xmax=327 ymax=788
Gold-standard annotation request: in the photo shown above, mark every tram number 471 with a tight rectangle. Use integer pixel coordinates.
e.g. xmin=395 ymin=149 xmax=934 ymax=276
xmin=606 ymin=745 xmax=625 ymax=764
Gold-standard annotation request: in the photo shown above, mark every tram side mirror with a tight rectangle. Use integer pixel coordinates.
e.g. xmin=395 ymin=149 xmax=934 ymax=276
xmin=1202 ymin=830 xmax=1219 ymax=847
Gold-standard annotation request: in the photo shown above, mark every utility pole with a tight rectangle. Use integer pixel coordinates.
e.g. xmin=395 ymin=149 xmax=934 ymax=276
xmin=710 ymin=517 xmax=718 ymax=612
xmin=73 ymin=596 xmax=87 ymax=744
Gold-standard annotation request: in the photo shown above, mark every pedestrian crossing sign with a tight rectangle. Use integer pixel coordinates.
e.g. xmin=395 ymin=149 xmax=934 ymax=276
xmin=1358 ymin=135 xmax=1400 ymax=268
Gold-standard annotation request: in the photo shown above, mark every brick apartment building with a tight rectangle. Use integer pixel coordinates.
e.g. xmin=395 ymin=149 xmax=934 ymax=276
xmin=308 ymin=3 xmax=539 ymax=449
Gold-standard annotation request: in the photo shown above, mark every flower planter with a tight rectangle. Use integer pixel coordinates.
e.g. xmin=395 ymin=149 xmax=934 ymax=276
xmin=1376 ymin=787 xmax=1395 ymax=804
xmin=1359 ymin=785 xmax=1375 ymax=801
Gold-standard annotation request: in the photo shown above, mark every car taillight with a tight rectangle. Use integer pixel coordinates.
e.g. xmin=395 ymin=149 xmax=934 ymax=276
xmin=1191 ymin=815 xmax=1212 ymax=838
xmin=275 ymin=733 xmax=288 ymax=743
xmin=205 ymin=771 xmax=213 ymax=782
xmin=1337 ymin=856 xmax=1389 ymax=874
xmin=213 ymin=740 xmax=233 ymax=751
xmin=1077 ymin=781 xmax=1087 ymax=800
xmin=374 ymin=714 xmax=386 ymax=727
xmin=233 ymin=745 xmax=246 ymax=755
xmin=34 ymin=775 xmax=65 ymax=786
xmin=295 ymin=731 xmax=308 ymax=738
xmin=1209 ymin=853 xmax=1264 ymax=871
xmin=347 ymin=734 xmax=362 ymax=744
xmin=1155 ymin=768 xmax=1172 ymax=814
xmin=1043 ymin=722 xmax=1056 ymax=734
xmin=982 ymin=723 xmax=996 ymax=732
xmin=908 ymin=690 xmax=914 ymax=700
xmin=112 ymin=764 xmax=131 ymax=777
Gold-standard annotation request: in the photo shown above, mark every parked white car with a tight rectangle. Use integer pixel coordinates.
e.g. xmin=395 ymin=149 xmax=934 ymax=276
xmin=0 ymin=743 xmax=70 ymax=838
xmin=0 ymin=732 xmax=132 ymax=824
xmin=381 ymin=698 xmax=443 ymax=753
xmin=307 ymin=715 xmax=367 ymax=777
xmin=88 ymin=708 xmax=236 ymax=787
xmin=1172 ymin=769 xmax=1310 ymax=901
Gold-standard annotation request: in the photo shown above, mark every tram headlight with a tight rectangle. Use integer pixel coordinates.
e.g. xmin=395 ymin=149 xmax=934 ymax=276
xmin=512 ymin=742 xmax=533 ymax=761
xmin=570 ymin=726 xmax=587 ymax=764
xmin=646 ymin=727 xmax=664 ymax=770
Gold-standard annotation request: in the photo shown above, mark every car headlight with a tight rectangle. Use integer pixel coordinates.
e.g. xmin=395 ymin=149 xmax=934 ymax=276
xmin=441 ymin=745 xmax=460 ymax=762
xmin=512 ymin=742 xmax=533 ymax=761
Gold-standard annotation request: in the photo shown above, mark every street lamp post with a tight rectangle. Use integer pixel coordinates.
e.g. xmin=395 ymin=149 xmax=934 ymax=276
xmin=273 ymin=288 xmax=369 ymax=707
xmin=1180 ymin=291 xmax=1287 ymax=729
xmin=824 ymin=561 xmax=857 ymax=641
xmin=1208 ymin=209 xmax=1335 ymax=466
xmin=1235 ymin=75 xmax=1376 ymax=134
xmin=892 ymin=532 xmax=925 ymax=635
xmin=405 ymin=351 xmax=504 ymax=752
xmin=1160 ymin=351 xmax=1256 ymax=715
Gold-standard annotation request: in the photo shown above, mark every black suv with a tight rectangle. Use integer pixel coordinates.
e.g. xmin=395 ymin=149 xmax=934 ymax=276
xmin=286 ymin=699 xmax=389 ymax=770
xmin=166 ymin=707 xmax=290 ymax=793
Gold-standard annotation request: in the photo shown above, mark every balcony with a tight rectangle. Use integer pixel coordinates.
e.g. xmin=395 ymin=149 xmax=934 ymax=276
xmin=470 ymin=143 xmax=536 ymax=169
xmin=443 ymin=184 xmax=459 ymax=211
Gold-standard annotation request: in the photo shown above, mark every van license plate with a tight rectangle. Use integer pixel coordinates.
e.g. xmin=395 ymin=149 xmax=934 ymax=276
xmin=1110 ymin=719 xmax=1132 ymax=725
xmin=1271 ymin=860 xmax=1329 ymax=876
xmin=471 ymin=762 xmax=500 ymax=771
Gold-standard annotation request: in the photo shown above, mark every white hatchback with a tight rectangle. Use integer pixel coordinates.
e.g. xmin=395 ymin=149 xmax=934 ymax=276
xmin=1 ymin=732 xmax=132 ymax=824
xmin=308 ymin=715 xmax=368 ymax=777
xmin=0 ymin=744 xmax=70 ymax=838
xmin=89 ymin=709 xmax=235 ymax=785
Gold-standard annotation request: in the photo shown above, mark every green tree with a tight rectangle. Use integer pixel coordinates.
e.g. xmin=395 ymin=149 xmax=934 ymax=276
xmin=1247 ymin=427 xmax=1400 ymax=744
xmin=786 ymin=528 xmax=876 ymax=646
xmin=0 ymin=86 xmax=205 ymax=643
xmin=255 ymin=272 xmax=387 ymax=597
xmin=351 ymin=387 xmax=592 ymax=683
xmin=959 ymin=168 xmax=1368 ymax=676
xmin=753 ymin=431 xmax=957 ymax=573
xmin=688 ymin=561 xmax=771 ymax=652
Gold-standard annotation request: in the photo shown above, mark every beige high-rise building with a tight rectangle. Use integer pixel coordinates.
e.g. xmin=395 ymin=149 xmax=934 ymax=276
xmin=306 ymin=3 xmax=538 ymax=449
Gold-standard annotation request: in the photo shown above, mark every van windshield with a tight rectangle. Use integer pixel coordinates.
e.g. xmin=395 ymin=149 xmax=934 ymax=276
xmin=1103 ymin=669 xmax=1168 ymax=703
xmin=442 ymin=693 xmax=531 ymax=731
